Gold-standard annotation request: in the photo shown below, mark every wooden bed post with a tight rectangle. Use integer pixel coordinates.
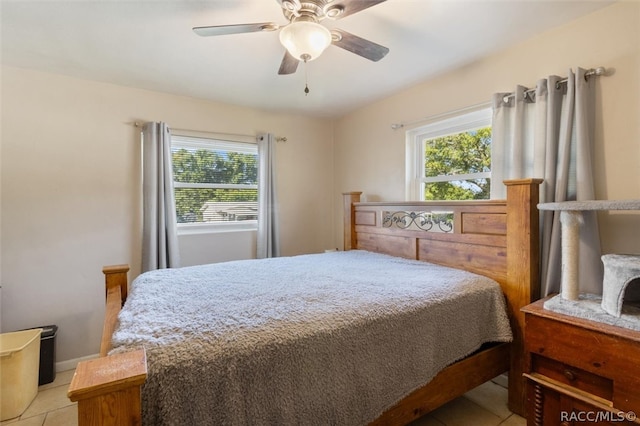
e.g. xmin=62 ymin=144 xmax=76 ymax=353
xmin=504 ymin=178 xmax=542 ymax=416
xmin=68 ymin=264 xmax=147 ymax=426
xmin=343 ymin=192 xmax=362 ymax=251
xmin=103 ymin=264 xmax=129 ymax=303
xmin=68 ymin=349 xmax=147 ymax=426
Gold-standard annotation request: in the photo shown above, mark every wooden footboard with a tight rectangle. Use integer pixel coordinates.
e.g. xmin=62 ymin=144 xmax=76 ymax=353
xmin=68 ymin=265 xmax=147 ymax=426
xmin=69 ymin=179 xmax=540 ymax=425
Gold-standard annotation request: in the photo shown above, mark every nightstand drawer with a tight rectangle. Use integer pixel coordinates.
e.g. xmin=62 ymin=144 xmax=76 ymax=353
xmin=531 ymin=354 xmax=613 ymax=401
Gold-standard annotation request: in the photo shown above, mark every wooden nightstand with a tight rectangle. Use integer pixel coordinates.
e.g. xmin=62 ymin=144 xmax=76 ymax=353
xmin=522 ymin=298 xmax=640 ymax=426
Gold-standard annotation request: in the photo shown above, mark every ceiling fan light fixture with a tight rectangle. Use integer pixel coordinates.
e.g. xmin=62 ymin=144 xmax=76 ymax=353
xmin=279 ymin=21 xmax=332 ymax=62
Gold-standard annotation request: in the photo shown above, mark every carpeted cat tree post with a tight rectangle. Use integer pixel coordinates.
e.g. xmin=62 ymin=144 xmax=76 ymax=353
xmin=538 ymin=199 xmax=640 ymax=318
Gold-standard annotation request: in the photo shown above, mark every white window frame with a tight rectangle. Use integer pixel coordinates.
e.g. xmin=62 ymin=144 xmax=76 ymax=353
xmin=171 ymin=133 xmax=258 ymax=235
xmin=405 ymin=106 xmax=492 ymax=201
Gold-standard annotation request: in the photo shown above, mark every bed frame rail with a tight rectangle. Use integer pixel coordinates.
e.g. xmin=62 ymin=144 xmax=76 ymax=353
xmin=100 ymin=265 xmax=128 ymax=356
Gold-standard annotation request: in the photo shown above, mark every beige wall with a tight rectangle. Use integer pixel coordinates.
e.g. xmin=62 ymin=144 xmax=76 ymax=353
xmin=1 ymin=67 xmax=335 ymax=362
xmin=334 ymin=1 xmax=640 ymax=255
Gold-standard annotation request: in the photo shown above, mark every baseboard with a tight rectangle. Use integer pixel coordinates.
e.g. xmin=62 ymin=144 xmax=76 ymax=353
xmin=56 ymin=353 xmax=99 ymax=373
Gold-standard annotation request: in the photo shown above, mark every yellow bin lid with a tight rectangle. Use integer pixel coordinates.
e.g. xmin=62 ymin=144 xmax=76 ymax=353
xmin=0 ymin=329 xmax=43 ymax=357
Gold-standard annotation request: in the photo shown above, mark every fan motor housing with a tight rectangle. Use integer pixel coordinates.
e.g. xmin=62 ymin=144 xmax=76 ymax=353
xmin=281 ymin=0 xmax=343 ymax=22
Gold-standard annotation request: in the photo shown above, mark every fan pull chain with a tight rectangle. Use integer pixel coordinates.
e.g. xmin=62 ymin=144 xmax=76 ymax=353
xmin=303 ymin=55 xmax=310 ymax=96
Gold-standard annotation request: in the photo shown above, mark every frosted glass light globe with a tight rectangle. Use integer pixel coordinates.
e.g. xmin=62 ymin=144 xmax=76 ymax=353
xmin=279 ymin=21 xmax=332 ymax=61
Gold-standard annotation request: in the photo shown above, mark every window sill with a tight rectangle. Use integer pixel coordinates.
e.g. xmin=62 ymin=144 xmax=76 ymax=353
xmin=177 ymin=222 xmax=258 ymax=235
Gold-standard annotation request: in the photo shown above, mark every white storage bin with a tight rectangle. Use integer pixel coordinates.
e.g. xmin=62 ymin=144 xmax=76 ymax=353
xmin=0 ymin=328 xmax=42 ymax=421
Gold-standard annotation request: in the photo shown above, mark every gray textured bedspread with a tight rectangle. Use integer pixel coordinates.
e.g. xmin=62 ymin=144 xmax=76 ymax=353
xmin=110 ymin=250 xmax=512 ymax=425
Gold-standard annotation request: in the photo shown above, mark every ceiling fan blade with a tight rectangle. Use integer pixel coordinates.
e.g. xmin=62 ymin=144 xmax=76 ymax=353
xmin=331 ymin=29 xmax=389 ymax=62
xmin=327 ymin=0 xmax=387 ymax=19
xmin=193 ymin=23 xmax=280 ymax=37
xmin=278 ymin=51 xmax=299 ymax=75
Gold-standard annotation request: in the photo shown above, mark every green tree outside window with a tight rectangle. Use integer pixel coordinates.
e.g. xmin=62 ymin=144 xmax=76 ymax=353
xmin=172 ymin=147 xmax=258 ymax=223
xmin=423 ymin=127 xmax=491 ymax=200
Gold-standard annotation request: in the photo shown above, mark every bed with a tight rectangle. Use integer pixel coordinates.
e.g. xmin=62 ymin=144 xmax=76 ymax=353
xmin=68 ymin=178 xmax=541 ymax=425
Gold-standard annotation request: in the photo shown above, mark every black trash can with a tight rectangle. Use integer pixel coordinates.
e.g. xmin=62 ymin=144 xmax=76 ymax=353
xmin=38 ymin=325 xmax=58 ymax=385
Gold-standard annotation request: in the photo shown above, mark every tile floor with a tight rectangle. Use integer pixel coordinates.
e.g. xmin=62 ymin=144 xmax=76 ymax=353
xmin=2 ymin=372 xmax=525 ymax=426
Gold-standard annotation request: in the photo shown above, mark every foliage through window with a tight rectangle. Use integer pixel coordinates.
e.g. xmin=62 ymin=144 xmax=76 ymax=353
xmin=407 ymin=108 xmax=492 ymax=201
xmin=171 ymin=135 xmax=258 ymax=229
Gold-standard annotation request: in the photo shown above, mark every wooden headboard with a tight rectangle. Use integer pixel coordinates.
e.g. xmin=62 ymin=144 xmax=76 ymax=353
xmin=343 ymin=178 xmax=541 ymax=417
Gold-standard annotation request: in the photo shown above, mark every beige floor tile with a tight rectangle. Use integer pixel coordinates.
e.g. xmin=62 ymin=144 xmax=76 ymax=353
xmin=499 ymin=413 xmax=527 ymax=425
xmin=20 ymin=386 xmax=73 ymax=419
xmin=37 ymin=370 xmax=74 ymax=392
xmin=43 ymin=405 xmax=77 ymax=426
xmin=464 ymin=380 xmax=512 ymax=420
xmin=491 ymin=373 xmax=509 ymax=389
xmin=1 ymin=415 xmax=45 ymax=426
xmin=431 ymin=396 xmax=503 ymax=426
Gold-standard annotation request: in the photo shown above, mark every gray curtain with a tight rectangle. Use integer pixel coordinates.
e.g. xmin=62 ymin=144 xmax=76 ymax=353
xmin=141 ymin=122 xmax=180 ymax=271
xmin=257 ymin=133 xmax=280 ymax=258
xmin=491 ymin=68 xmax=603 ymax=296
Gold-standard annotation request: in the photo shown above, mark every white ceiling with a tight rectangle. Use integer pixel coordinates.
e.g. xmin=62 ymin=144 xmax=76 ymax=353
xmin=1 ymin=1 xmax=613 ymax=118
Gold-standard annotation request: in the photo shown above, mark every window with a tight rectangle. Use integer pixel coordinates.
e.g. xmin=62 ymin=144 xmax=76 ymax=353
xmin=406 ymin=107 xmax=492 ymax=201
xmin=171 ymin=134 xmax=258 ymax=233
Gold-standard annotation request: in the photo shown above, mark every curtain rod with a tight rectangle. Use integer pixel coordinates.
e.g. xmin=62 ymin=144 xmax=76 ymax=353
xmin=501 ymin=66 xmax=607 ymax=103
xmin=133 ymin=122 xmax=287 ymax=143
xmin=390 ymin=66 xmax=607 ymax=130
xmin=390 ymin=101 xmax=491 ymax=130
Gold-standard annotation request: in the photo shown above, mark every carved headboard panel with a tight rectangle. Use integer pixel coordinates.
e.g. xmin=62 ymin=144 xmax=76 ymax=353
xmin=346 ymin=199 xmax=508 ymax=284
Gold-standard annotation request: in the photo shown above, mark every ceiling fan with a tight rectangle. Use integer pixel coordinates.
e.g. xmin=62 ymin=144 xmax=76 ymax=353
xmin=193 ymin=0 xmax=389 ymax=75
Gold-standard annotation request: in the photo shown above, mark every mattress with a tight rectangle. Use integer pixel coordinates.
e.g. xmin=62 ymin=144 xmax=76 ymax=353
xmin=110 ymin=250 xmax=512 ymax=425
